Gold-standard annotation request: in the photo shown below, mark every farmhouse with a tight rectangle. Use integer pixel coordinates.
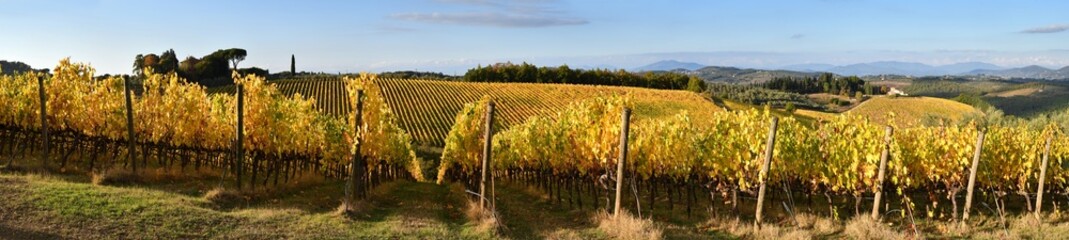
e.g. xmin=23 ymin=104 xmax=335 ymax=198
xmin=887 ymin=87 xmax=908 ymax=96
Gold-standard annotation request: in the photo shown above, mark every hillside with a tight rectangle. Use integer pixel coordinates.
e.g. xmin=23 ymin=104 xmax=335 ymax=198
xmin=894 ymin=80 xmax=1069 ymax=117
xmin=983 ymin=83 xmax=1069 ymax=117
xmin=207 ymin=78 xmax=351 ymax=117
xmin=846 ymin=96 xmax=981 ymax=127
xmin=373 ymin=79 xmax=721 ymax=146
xmin=212 ymin=78 xmax=722 ymax=147
xmin=677 ymin=66 xmax=818 ymax=84
xmin=969 ymin=65 xmax=1069 ymax=80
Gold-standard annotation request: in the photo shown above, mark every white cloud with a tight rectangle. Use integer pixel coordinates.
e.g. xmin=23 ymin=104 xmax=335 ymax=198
xmin=391 ymin=0 xmax=585 ymax=28
xmin=1021 ymin=24 xmax=1069 ymax=34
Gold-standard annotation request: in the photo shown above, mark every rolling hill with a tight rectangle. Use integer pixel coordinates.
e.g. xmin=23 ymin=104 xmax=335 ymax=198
xmin=677 ymin=66 xmax=819 ymax=84
xmin=373 ymin=79 xmax=721 ymax=146
xmin=824 ymin=61 xmax=1004 ymax=76
xmin=213 ymin=78 xmax=723 ymax=147
xmin=845 ymin=96 xmax=981 ymax=127
xmin=983 ymin=83 xmax=1069 ymax=117
xmin=968 ymin=65 xmax=1069 ymax=80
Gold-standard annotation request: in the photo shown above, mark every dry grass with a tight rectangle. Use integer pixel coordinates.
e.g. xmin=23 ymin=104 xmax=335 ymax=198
xmin=843 ymin=217 xmax=905 ymax=240
xmin=464 ymin=200 xmax=501 ymax=235
xmin=594 ymin=210 xmax=663 ymax=240
xmin=334 ymin=200 xmax=374 ymax=216
xmin=203 ymin=187 xmax=245 ymax=206
xmin=703 ymin=216 xmax=812 ymax=240
xmin=139 ymin=167 xmax=222 ymax=182
xmin=91 ymin=168 xmax=141 ymax=186
xmin=793 ymin=213 xmax=841 ymax=236
xmin=91 ymin=167 xmax=228 ymax=186
xmin=1000 ymin=215 xmax=1069 ymax=239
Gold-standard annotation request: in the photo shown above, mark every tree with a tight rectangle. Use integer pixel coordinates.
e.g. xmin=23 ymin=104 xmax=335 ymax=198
xmin=133 ymin=54 xmax=145 ymax=75
xmin=221 ymin=48 xmax=247 ymax=70
xmin=139 ymin=54 xmax=160 ymax=74
xmin=159 ymin=49 xmax=179 ymax=74
xmin=179 ymin=56 xmax=200 ymax=80
xmin=0 ymin=61 xmax=38 ymax=75
xmin=238 ymin=67 xmax=269 ymax=77
xmin=784 ymin=102 xmax=797 ymax=113
xmin=291 ymin=54 xmax=296 ymax=75
xmin=686 ymin=77 xmax=706 ymax=93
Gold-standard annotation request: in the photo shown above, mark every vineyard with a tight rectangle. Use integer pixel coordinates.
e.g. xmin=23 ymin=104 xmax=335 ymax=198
xmin=0 ymin=60 xmax=418 ymax=197
xmin=208 ymin=78 xmax=351 ymax=118
xmin=7 ymin=59 xmax=1069 ymax=238
xmin=437 ymin=93 xmax=1069 ymax=236
xmin=374 ymin=79 xmax=720 ymax=146
xmin=213 ymin=77 xmax=721 ymax=147
xmin=846 ymin=96 xmax=982 ymax=127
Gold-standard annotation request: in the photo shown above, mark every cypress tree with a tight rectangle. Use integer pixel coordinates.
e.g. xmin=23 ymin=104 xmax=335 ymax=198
xmin=290 ymin=54 xmax=295 ymax=75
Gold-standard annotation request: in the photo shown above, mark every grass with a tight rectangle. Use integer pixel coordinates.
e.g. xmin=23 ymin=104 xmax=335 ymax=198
xmin=594 ymin=210 xmax=663 ymax=240
xmin=0 ymin=171 xmax=494 ymax=239
xmin=12 ymin=166 xmax=1069 ymax=239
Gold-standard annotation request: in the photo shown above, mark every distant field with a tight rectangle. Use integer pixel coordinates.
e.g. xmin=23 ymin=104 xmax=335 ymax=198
xmin=845 ymin=96 xmax=980 ymax=127
xmin=900 ymin=80 xmax=1014 ymax=98
xmin=983 ymin=83 xmax=1069 ymax=117
xmin=888 ymin=80 xmax=1069 ymax=117
xmin=866 ymin=79 xmax=913 ymax=89
xmin=794 ymin=109 xmax=838 ymax=121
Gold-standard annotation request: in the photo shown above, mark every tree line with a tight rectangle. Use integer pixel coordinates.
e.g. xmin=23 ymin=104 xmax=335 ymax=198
xmin=0 ymin=60 xmax=49 ymax=75
xmin=378 ymin=71 xmax=461 ymax=80
xmin=705 ymin=83 xmax=823 ymax=110
xmin=463 ymin=62 xmax=706 ymax=92
xmin=133 ymin=48 xmax=258 ymax=87
xmin=761 ymin=73 xmax=885 ymax=96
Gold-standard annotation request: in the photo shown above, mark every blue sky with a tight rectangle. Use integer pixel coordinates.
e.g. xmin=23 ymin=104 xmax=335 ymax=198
xmin=2 ymin=0 xmax=1068 ymax=74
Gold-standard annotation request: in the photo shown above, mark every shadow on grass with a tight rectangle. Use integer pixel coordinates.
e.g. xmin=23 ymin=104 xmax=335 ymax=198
xmin=0 ymin=224 xmax=64 ymax=240
xmin=494 ymin=181 xmax=601 ymax=240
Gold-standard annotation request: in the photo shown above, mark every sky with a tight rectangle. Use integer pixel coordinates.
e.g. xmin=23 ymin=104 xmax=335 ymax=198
xmin=1 ymin=0 xmax=1068 ymax=74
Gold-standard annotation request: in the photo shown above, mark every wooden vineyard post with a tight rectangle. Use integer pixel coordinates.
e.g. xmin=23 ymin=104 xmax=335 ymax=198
xmin=1035 ymin=135 xmax=1054 ymax=220
xmin=346 ymin=90 xmax=365 ymax=213
xmin=962 ymin=130 xmax=985 ymax=223
xmin=479 ymin=102 xmax=495 ymax=210
xmin=37 ymin=75 xmax=50 ymax=168
xmin=754 ymin=117 xmax=779 ymax=227
xmin=123 ymin=78 xmax=137 ymax=172
xmin=614 ymin=108 xmax=631 ymax=218
xmin=871 ymin=126 xmax=894 ymax=220
xmin=235 ymin=85 xmax=245 ymax=190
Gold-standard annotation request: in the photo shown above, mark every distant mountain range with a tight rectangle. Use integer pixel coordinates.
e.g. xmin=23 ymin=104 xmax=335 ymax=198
xmin=636 ymin=60 xmax=1069 ymax=81
xmin=779 ymin=61 xmax=1007 ymax=76
xmin=968 ymin=65 xmax=1069 ymax=80
xmin=632 ymin=60 xmax=705 ymax=71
